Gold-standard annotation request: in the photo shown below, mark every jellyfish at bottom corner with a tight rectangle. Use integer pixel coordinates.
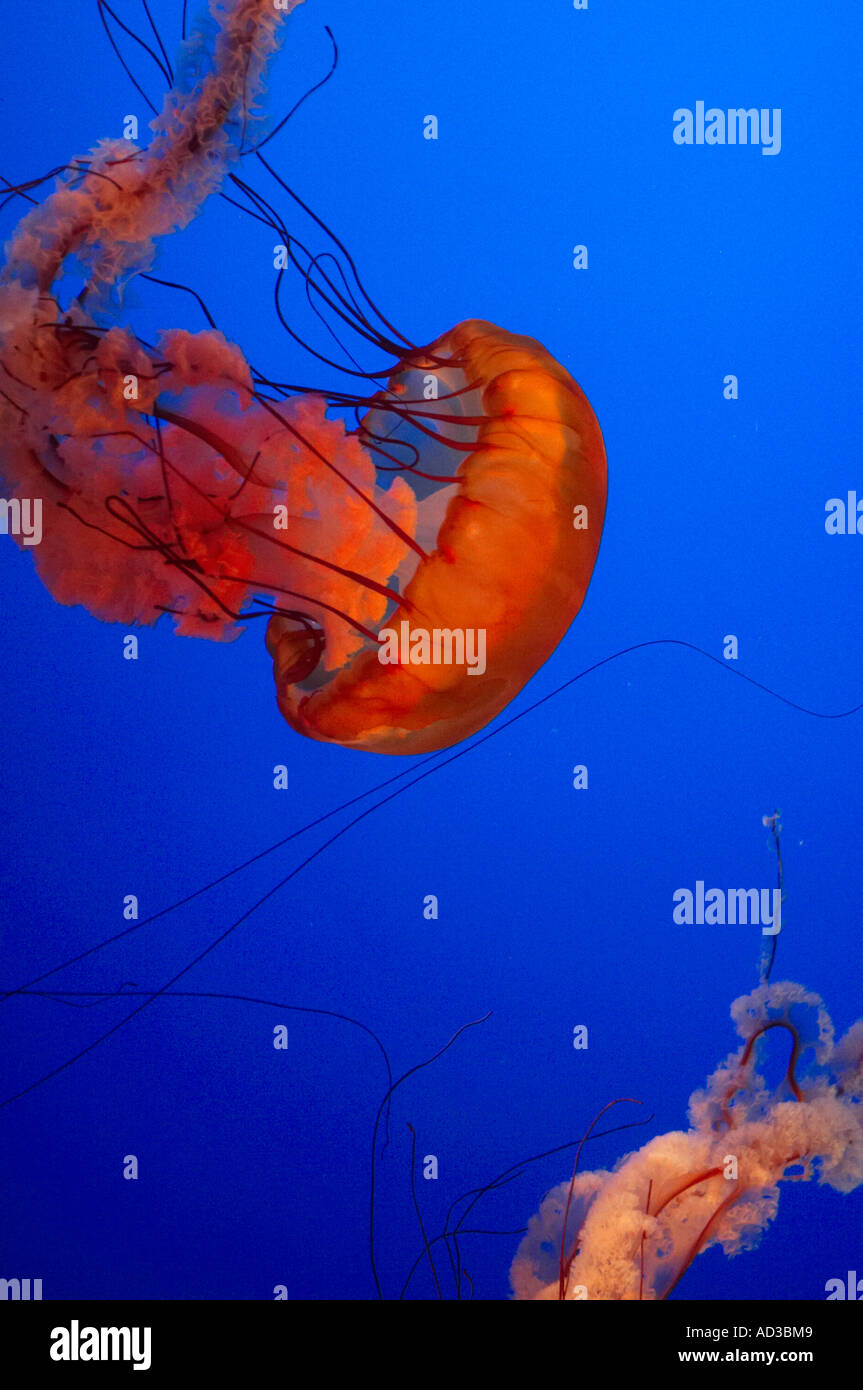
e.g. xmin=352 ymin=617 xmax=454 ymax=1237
xmin=0 ymin=0 xmax=607 ymax=755
xmin=511 ymin=981 xmax=863 ymax=1300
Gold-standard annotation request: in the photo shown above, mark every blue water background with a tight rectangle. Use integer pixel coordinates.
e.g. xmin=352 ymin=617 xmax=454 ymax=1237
xmin=0 ymin=0 xmax=860 ymax=1300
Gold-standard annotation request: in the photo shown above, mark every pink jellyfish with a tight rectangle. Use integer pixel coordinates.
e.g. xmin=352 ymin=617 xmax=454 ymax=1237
xmin=511 ymin=981 xmax=863 ymax=1300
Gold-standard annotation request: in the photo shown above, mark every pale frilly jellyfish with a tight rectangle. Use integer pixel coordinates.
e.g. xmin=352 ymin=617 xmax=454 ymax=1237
xmin=511 ymin=981 xmax=863 ymax=1300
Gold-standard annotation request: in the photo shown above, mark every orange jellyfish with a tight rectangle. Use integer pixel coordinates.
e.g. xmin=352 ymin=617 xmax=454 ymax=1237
xmin=511 ymin=981 xmax=863 ymax=1300
xmin=0 ymin=0 xmax=606 ymax=754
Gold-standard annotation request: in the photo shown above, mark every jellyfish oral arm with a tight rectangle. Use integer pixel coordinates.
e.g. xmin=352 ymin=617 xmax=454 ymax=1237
xmin=512 ymin=981 xmax=863 ymax=1300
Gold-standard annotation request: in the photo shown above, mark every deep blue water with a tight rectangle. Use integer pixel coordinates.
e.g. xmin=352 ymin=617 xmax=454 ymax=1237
xmin=0 ymin=0 xmax=860 ymax=1301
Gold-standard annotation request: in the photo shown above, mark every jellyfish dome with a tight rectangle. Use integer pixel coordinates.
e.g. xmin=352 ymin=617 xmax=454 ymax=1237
xmin=268 ymin=318 xmax=607 ymax=753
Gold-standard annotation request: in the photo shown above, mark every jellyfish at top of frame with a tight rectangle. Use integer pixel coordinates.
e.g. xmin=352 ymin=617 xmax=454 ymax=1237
xmin=511 ymin=980 xmax=863 ymax=1300
xmin=0 ymin=0 xmax=607 ymax=754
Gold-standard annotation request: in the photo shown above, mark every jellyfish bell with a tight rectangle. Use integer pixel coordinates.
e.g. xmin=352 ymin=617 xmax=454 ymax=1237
xmin=0 ymin=0 xmax=606 ymax=755
xmin=268 ymin=317 xmax=607 ymax=753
